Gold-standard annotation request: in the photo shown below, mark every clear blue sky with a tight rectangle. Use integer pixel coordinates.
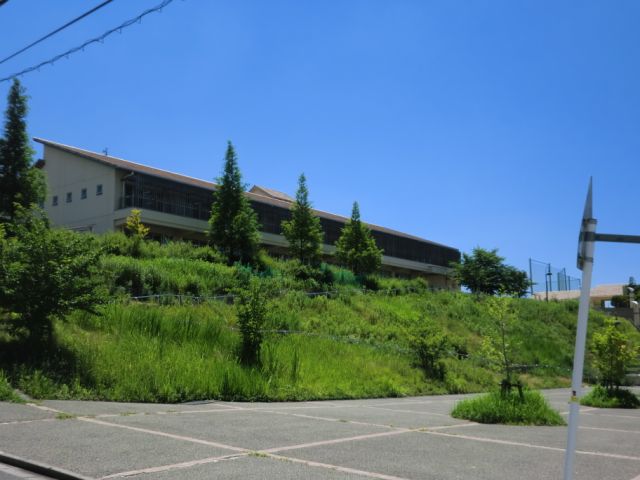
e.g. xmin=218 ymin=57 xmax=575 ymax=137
xmin=1 ymin=0 xmax=638 ymax=287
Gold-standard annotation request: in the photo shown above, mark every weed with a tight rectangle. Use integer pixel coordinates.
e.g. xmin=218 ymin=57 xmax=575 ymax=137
xmin=581 ymin=385 xmax=639 ymax=409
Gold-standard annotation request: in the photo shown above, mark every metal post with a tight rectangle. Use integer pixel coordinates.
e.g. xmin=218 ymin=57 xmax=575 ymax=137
xmin=563 ymin=219 xmax=596 ymax=480
xmin=529 ymin=258 xmax=534 ymax=297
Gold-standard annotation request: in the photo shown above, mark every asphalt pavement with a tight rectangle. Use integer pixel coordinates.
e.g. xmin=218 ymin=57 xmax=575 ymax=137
xmin=0 ymin=388 xmax=638 ymax=480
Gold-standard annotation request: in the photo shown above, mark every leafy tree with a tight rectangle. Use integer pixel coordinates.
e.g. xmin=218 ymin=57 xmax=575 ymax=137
xmin=591 ymin=318 xmax=639 ymax=391
xmin=453 ymin=247 xmax=529 ymax=297
xmin=483 ymin=296 xmax=523 ymax=398
xmin=208 ymin=142 xmax=260 ymax=265
xmin=236 ymin=279 xmax=268 ymax=365
xmin=0 ymin=79 xmax=45 ymax=222
xmin=124 ymin=209 xmax=149 ymax=258
xmin=335 ymin=202 xmax=382 ymax=277
xmin=0 ymin=207 xmax=104 ymax=351
xmin=407 ymin=318 xmax=449 ymax=380
xmin=281 ymin=173 xmax=323 ymax=266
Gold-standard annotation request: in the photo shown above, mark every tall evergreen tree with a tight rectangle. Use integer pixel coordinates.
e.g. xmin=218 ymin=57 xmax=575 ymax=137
xmin=0 ymin=79 xmax=45 ymax=222
xmin=335 ymin=202 xmax=383 ymax=276
xmin=207 ymin=142 xmax=260 ymax=265
xmin=281 ymin=173 xmax=323 ymax=266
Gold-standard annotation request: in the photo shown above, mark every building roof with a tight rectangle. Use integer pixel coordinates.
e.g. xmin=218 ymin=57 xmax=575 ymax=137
xmin=34 ymin=137 xmax=457 ymax=249
xmin=249 ymin=185 xmax=294 ymax=203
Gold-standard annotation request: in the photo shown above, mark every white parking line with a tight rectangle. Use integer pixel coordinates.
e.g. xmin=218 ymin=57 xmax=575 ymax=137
xmin=100 ymin=453 xmax=249 ymax=479
xmin=423 ymin=431 xmax=640 ymax=461
xmin=365 ymin=405 xmax=451 ymax=417
xmin=79 ymin=417 xmax=248 ymax=453
xmin=580 ymin=426 xmax=640 ymax=435
xmin=263 ymin=429 xmax=411 ymax=453
xmin=267 ymin=453 xmax=411 ymax=480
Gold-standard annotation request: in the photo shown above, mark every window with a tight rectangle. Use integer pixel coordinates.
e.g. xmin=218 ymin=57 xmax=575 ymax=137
xmin=96 ymin=184 xmax=103 ymax=196
xmin=52 ymin=195 xmax=58 ymax=206
xmin=81 ymin=188 xmax=87 ymax=199
xmin=66 ymin=192 xmax=72 ymax=203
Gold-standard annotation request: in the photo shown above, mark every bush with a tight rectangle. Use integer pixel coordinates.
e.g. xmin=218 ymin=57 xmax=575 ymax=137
xmin=236 ymin=280 xmax=269 ymax=365
xmin=407 ymin=318 xmax=449 ymax=380
xmin=0 ymin=371 xmax=23 ymax=403
xmin=591 ymin=318 xmax=639 ymax=390
xmin=451 ymin=389 xmax=566 ymax=425
xmin=581 ymin=385 xmax=640 ymax=409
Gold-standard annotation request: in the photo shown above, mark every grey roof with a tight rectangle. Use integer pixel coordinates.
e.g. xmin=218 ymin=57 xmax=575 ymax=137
xmin=34 ymin=137 xmax=456 ymax=249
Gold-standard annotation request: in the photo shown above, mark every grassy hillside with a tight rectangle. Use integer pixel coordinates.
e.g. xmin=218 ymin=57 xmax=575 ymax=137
xmin=2 ymin=233 xmax=638 ymax=403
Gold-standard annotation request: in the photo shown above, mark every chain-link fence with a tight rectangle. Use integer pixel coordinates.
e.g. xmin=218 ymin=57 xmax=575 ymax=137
xmin=528 ymin=258 xmax=581 ymax=296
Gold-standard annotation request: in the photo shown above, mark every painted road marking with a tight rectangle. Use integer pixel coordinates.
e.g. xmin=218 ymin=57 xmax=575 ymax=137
xmin=79 ymin=417 xmax=248 ymax=453
xmin=100 ymin=453 xmax=248 ymax=479
xmin=263 ymin=429 xmax=411 ymax=453
xmin=267 ymin=453 xmax=411 ymax=480
xmin=424 ymin=431 xmax=640 ymax=461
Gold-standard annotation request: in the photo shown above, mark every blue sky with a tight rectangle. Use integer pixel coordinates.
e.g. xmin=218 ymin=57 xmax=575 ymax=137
xmin=0 ymin=0 xmax=638 ymax=287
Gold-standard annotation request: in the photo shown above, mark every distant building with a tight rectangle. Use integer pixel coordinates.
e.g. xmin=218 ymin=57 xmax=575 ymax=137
xmin=35 ymin=138 xmax=460 ymax=288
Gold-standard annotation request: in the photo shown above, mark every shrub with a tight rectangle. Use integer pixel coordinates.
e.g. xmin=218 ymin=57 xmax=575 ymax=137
xmin=236 ymin=280 xmax=269 ymax=365
xmin=451 ymin=389 xmax=566 ymax=425
xmin=581 ymin=385 xmax=639 ymax=409
xmin=0 ymin=371 xmax=23 ymax=403
xmin=407 ymin=318 xmax=449 ymax=380
xmin=591 ymin=318 xmax=639 ymax=390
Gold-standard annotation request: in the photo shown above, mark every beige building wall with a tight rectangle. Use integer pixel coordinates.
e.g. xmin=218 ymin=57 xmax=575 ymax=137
xmin=42 ymin=145 xmax=117 ymax=233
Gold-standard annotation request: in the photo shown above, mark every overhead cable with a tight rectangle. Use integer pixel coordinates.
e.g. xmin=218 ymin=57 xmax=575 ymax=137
xmin=0 ymin=0 xmax=176 ymax=83
xmin=0 ymin=0 xmax=116 ymax=66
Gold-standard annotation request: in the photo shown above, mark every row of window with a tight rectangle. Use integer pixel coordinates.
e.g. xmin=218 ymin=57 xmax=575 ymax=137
xmin=52 ymin=184 xmax=103 ymax=206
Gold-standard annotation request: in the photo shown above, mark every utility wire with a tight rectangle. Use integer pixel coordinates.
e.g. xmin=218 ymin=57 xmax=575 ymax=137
xmin=0 ymin=0 xmax=176 ymax=83
xmin=0 ymin=0 xmax=116 ymax=66
xmin=0 ymin=0 xmax=9 ymax=7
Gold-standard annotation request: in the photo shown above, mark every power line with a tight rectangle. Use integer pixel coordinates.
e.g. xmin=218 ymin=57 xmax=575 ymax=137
xmin=0 ymin=0 xmax=116 ymax=66
xmin=0 ymin=1 xmax=10 ymax=7
xmin=0 ymin=0 xmax=177 ymax=83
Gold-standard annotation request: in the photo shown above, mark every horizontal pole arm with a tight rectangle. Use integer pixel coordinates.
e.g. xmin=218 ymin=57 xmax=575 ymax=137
xmin=594 ymin=233 xmax=640 ymax=244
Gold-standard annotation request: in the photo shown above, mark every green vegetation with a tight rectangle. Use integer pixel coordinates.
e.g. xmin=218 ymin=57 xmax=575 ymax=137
xmin=208 ymin=142 xmax=260 ymax=266
xmin=1 ymin=211 xmax=639 ymax=404
xmin=0 ymin=79 xmax=45 ymax=222
xmin=581 ymin=385 xmax=639 ymax=409
xmin=453 ymin=247 xmax=529 ymax=297
xmin=335 ymin=202 xmax=383 ymax=278
xmin=451 ymin=390 xmax=566 ymax=425
xmin=0 ymin=370 xmax=23 ymax=402
xmin=281 ymin=173 xmax=323 ymax=266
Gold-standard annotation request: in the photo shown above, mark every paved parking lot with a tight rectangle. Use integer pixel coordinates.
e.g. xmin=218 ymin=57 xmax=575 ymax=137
xmin=0 ymin=389 xmax=638 ymax=480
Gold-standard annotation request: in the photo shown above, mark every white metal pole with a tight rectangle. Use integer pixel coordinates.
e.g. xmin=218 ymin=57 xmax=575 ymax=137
xmin=563 ymin=217 xmax=596 ymax=480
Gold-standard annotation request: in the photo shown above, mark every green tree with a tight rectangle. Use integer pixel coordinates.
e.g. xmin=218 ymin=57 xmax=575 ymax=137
xmin=0 ymin=207 xmax=104 ymax=351
xmin=236 ymin=279 xmax=268 ymax=366
xmin=483 ymin=296 xmax=523 ymax=398
xmin=453 ymin=247 xmax=529 ymax=297
xmin=0 ymin=79 xmax=45 ymax=222
xmin=335 ymin=202 xmax=383 ymax=277
xmin=208 ymin=142 xmax=260 ymax=265
xmin=124 ymin=209 xmax=149 ymax=258
xmin=591 ymin=318 xmax=639 ymax=391
xmin=407 ymin=318 xmax=449 ymax=380
xmin=281 ymin=173 xmax=323 ymax=266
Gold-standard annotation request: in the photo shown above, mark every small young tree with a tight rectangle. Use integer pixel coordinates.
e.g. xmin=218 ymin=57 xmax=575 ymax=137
xmin=453 ymin=247 xmax=529 ymax=297
xmin=408 ymin=318 xmax=449 ymax=380
xmin=0 ymin=79 xmax=45 ymax=222
xmin=281 ymin=173 xmax=323 ymax=266
xmin=591 ymin=318 xmax=639 ymax=391
xmin=335 ymin=202 xmax=382 ymax=277
xmin=236 ymin=279 xmax=268 ymax=366
xmin=208 ymin=142 xmax=260 ymax=266
xmin=484 ymin=296 xmax=523 ymax=399
xmin=0 ymin=207 xmax=104 ymax=351
xmin=124 ymin=209 xmax=149 ymax=257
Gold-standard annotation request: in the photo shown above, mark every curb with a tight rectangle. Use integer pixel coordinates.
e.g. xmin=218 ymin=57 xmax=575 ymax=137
xmin=0 ymin=451 xmax=94 ymax=480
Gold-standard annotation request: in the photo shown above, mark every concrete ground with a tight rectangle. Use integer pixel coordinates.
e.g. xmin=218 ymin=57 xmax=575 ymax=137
xmin=0 ymin=388 xmax=638 ymax=480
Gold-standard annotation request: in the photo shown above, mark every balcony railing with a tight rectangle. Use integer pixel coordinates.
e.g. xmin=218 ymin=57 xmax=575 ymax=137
xmin=119 ymin=195 xmax=211 ymax=221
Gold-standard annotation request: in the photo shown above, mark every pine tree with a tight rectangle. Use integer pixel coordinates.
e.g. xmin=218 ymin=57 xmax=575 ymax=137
xmin=281 ymin=173 xmax=323 ymax=266
xmin=0 ymin=79 xmax=45 ymax=222
xmin=208 ymin=142 xmax=260 ymax=265
xmin=335 ymin=202 xmax=383 ymax=277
